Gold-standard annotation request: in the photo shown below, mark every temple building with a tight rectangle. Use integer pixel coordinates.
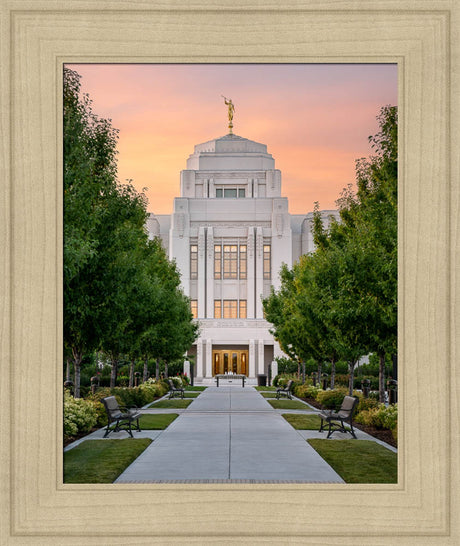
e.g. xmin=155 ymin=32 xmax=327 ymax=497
xmin=146 ymin=106 xmax=338 ymax=384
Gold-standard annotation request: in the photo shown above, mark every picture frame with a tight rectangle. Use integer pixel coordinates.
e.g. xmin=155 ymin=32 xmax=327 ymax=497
xmin=1 ymin=1 xmax=458 ymax=543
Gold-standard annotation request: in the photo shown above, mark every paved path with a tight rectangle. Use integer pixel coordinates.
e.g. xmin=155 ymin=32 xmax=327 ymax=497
xmin=114 ymin=386 xmax=345 ymax=484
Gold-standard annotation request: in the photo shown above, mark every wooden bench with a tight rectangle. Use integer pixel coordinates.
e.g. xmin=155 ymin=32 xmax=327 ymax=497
xmin=101 ymin=396 xmax=141 ymax=438
xmin=168 ymin=379 xmax=185 ymax=399
xmin=318 ymin=395 xmax=359 ymax=439
xmin=276 ymin=379 xmax=294 ymax=400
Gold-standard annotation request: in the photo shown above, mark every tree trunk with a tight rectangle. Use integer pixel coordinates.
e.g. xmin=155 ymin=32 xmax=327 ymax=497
xmin=129 ymin=360 xmax=135 ymax=388
xmin=143 ymin=358 xmax=149 ymax=382
xmin=164 ymin=362 xmax=169 ymax=378
xmin=72 ymin=349 xmax=82 ymax=398
xmin=155 ymin=359 xmax=160 ymax=380
xmin=330 ymin=357 xmax=336 ymax=389
xmin=317 ymin=362 xmax=322 ymax=386
xmin=110 ymin=358 xmax=118 ymax=388
xmin=65 ymin=357 xmax=71 ymax=382
xmin=379 ymin=352 xmax=386 ymax=403
xmin=348 ymin=360 xmax=356 ymax=396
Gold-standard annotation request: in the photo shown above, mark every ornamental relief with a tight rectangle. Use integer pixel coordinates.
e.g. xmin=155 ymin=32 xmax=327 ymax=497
xmin=197 ymin=319 xmax=270 ymax=328
xmin=175 ymin=213 xmax=186 ymax=238
xmin=247 ymin=232 xmax=254 ymax=258
xmin=196 ymin=172 xmax=265 ymax=179
xmin=190 ymin=221 xmax=271 ymax=228
xmin=198 ymin=233 xmax=205 ymax=258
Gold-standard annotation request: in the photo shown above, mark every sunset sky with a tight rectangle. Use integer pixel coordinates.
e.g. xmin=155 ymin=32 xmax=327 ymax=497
xmin=67 ymin=64 xmax=398 ymax=215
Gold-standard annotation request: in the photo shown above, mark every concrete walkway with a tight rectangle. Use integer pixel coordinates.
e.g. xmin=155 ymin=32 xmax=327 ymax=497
xmin=114 ymin=385 xmax=346 ymax=484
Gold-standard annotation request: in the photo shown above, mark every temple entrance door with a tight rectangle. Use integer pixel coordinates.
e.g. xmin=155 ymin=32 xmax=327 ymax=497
xmin=212 ymin=350 xmax=249 ymax=376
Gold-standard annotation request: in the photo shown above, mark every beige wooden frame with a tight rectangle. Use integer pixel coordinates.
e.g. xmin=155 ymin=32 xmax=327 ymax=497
xmin=1 ymin=1 xmax=459 ymax=543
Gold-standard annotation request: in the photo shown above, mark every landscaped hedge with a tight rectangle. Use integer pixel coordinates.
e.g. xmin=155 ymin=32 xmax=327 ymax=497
xmin=64 ymin=390 xmax=98 ymax=440
xmin=292 ymin=384 xmax=398 ymax=440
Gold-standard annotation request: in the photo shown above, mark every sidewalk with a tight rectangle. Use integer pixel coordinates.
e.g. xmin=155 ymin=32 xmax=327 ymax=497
xmin=114 ymin=385 xmax=347 ymax=483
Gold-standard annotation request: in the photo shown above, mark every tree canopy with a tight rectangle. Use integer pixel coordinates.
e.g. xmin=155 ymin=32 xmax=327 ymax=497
xmin=263 ymin=105 xmax=397 ymax=397
xmin=64 ymin=67 xmax=198 ymax=396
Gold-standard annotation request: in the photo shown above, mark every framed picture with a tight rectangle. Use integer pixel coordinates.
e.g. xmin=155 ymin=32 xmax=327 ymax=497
xmin=1 ymin=2 xmax=457 ymax=543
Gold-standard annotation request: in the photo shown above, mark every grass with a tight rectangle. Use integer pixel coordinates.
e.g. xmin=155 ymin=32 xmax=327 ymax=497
xmin=148 ymin=398 xmax=194 ymax=409
xmin=282 ymin=413 xmax=323 ymax=429
xmin=184 ymin=386 xmax=207 ymax=391
xmin=260 ymin=392 xmax=278 ymax=398
xmin=254 ymin=386 xmax=277 ymax=391
xmin=267 ymin=399 xmax=312 ymax=410
xmin=307 ymin=439 xmax=397 ymax=483
xmin=137 ymin=413 xmax=178 ymax=429
xmin=64 ymin=439 xmax=152 ymax=483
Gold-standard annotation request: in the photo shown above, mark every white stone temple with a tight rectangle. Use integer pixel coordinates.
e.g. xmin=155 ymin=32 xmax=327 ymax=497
xmin=146 ymin=124 xmax=338 ymax=384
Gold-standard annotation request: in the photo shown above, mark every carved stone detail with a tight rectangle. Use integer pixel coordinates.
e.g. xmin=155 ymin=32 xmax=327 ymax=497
xmin=275 ymin=214 xmax=284 ymax=238
xmin=175 ymin=213 xmax=186 ymax=238
xmin=247 ymin=229 xmax=254 ymax=259
xmin=198 ymin=231 xmax=205 ymax=259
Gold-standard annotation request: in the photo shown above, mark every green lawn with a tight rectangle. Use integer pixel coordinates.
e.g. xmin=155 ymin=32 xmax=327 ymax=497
xmin=148 ymin=398 xmax=194 ymax=409
xmin=185 ymin=386 xmax=207 ymax=391
xmin=260 ymin=392 xmax=278 ymax=398
xmin=64 ymin=439 xmax=152 ymax=483
xmin=282 ymin=413 xmax=323 ymax=429
xmin=267 ymin=399 xmax=311 ymax=410
xmin=254 ymin=386 xmax=277 ymax=391
xmin=308 ymin=439 xmax=397 ymax=483
xmin=137 ymin=413 xmax=178 ymax=429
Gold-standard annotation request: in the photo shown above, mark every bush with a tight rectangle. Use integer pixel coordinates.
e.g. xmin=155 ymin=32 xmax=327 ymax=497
xmin=273 ymin=373 xmax=299 ymax=387
xmin=316 ymin=387 xmax=349 ymax=409
xmin=64 ymin=390 xmax=98 ymax=440
xmin=334 ymin=373 xmax=349 ymax=387
xmin=354 ymin=403 xmax=398 ymax=434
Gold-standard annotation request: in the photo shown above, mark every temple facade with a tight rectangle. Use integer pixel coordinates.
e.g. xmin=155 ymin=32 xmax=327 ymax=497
xmin=146 ymin=131 xmax=338 ymax=384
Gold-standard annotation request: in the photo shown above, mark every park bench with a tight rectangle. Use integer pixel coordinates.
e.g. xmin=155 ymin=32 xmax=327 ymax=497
xmin=101 ymin=396 xmax=141 ymax=438
xmin=168 ymin=379 xmax=185 ymax=399
xmin=276 ymin=380 xmax=294 ymax=400
xmin=318 ymin=395 xmax=359 ymax=439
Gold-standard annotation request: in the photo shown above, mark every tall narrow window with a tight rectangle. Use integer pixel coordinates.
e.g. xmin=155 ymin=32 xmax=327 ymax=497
xmin=214 ymin=244 xmax=222 ymax=279
xmin=263 ymin=245 xmax=271 ymax=280
xmin=238 ymin=188 xmax=245 ymax=198
xmin=239 ymin=300 xmax=247 ymax=319
xmin=239 ymin=245 xmax=247 ymax=279
xmin=223 ymin=300 xmax=238 ymax=318
xmin=214 ymin=300 xmax=222 ymax=319
xmin=216 ymin=188 xmax=223 ymax=198
xmin=190 ymin=300 xmax=198 ymax=319
xmin=223 ymin=245 xmax=238 ymax=279
xmin=190 ymin=244 xmax=198 ymax=279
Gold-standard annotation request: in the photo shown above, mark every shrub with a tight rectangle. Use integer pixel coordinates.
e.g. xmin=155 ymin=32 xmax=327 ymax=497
xmin=356 ymin=396 xmax=379 ymax=416
xmin=334 ymin=373 xmax=349 ymax=387
xmin=316 ymin=387 xmax=349 ymax=409
xmin=354 ymin=403 xmax=398 ymax=434
xmin=273 ymin=373 xmax=299 ymax=387
xmin=64 ymin=390 xmax=98 ymax=440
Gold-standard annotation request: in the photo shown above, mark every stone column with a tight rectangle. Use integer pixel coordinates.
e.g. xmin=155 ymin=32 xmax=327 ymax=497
xmin=209 ymin=178 xmax=214 ymax=198
xmin=206 ymin=227 xmax=214 ymax=318
xmin=196 ymin=339 xmax=203 ymax=380
xmin=249 ymin=340 xmax=256 ymax=379
xmin=247 ymin=227 xmax=255 ymax=318
xmin=205 ymin=340 xmax=213 ymax=379
xmin=197 ymin=227 xmax=206 ymax=317
xmin=255 ymin=226 xmax=264 ymax=318
xmin=258 ymin=340 xmax=265 ymax=375
xmin=270 ymin=361 xmax=278 ymax=385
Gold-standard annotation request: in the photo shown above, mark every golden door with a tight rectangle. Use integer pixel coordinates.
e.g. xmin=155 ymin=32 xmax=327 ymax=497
xmin=212 ymin=350 xmax=248 ymax=376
